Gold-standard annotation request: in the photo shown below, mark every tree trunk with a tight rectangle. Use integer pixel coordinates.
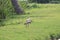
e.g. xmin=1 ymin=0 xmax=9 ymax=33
xmin=11 ymin=0 xmax=24 ymax=14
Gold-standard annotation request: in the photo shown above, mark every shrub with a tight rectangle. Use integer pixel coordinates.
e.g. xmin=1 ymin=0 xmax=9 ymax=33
xmin=31 ymin=3 xmax=37 ymax=8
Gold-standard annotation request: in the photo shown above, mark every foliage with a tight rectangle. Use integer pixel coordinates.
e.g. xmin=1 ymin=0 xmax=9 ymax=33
xmin=28 ymin=0 xmax=60 ymax=3
xmin=26 ymin=3 xmax=40 ymax=9
xmin=19 ymin=1 xmax=27 ymax=9
xmin=31 ymin=3 xmax=38 ymax=8
xmin=0 ymin=0 xmax=16 ymax=26
xmin=0 ymin=0 xmax=25 ymax=26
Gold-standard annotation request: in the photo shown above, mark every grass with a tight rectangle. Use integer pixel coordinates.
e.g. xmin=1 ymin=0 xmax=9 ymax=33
xmin=0 ymin=4 xmax=60 ymax=40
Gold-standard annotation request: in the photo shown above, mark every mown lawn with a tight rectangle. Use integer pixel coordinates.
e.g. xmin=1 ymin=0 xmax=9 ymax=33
xmin=0 ymin=4 xmax=60 ymax=40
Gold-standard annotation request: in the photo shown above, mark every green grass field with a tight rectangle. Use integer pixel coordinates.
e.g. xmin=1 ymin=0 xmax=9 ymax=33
xmin=0 ymin=4 xmax=60 ymax=40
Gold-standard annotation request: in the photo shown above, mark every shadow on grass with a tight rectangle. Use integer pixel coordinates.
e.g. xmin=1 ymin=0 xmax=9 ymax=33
xmin=4 ymin=22 xmax=22 ymax=26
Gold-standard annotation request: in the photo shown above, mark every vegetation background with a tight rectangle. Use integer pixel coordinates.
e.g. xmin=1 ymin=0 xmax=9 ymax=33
xmin=0 ymin=0 xmax=60 ymax=40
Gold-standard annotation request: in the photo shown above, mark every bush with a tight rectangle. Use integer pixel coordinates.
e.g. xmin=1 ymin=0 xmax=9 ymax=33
xmin=26 ymin=3 xmax=40 ymax=9
xmin=0 ymin=9 xmax=6 ymax=26
xmin=19 ymin=1 xmax=27 ymax=9
xmin=31 ymin=3 xmax=37 ymax=8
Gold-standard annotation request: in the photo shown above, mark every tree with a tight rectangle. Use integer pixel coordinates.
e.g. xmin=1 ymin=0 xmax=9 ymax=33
xmin=0 ymin=0 xmax=24 ymax=21
xmin=0 ymin=0 xmax=6 ymax=20
xmin=0 ymin=0 xmax=25 ymax=26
